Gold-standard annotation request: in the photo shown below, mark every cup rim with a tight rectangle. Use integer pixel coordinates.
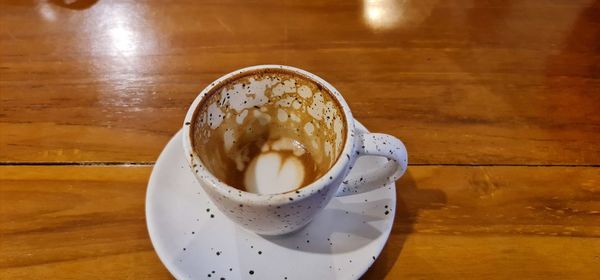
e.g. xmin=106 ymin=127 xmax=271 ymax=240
xmin=182 ymin=65 xmax=355 ymax=205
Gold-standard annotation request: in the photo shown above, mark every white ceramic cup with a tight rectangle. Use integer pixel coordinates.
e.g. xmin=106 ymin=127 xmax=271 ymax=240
xmin=182 ymin=65 xmax=407 ymax=236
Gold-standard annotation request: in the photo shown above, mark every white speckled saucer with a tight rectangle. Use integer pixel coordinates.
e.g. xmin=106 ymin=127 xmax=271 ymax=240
xmin=146 ymin=121 xmax=396 ymax=280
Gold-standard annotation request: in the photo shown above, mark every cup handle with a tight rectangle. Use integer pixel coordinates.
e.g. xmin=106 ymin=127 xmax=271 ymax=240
xmin=336 ymin=133 xmax=408 ymax=196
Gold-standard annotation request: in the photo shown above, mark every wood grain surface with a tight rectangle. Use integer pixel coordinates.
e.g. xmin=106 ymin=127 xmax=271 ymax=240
xmin=1 ymin=0 xmax=599 ymax=279
xmin=1 ymin=0 xmax=599 ymax=164
xmin=0 ymin=166 xmax=598 ymax=279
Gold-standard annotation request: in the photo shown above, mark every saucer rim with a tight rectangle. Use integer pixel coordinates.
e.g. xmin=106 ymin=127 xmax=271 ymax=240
xmin=145 ymin=120 xmax=396 ymax=279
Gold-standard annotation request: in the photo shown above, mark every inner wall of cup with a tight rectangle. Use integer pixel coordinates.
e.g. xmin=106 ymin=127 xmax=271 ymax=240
xmin=191 ymin=69 xmax=347 ymax=192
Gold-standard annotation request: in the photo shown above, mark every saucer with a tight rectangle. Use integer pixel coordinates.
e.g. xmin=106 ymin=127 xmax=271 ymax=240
xmin=146 ymin=121 xmax=396 ymax=280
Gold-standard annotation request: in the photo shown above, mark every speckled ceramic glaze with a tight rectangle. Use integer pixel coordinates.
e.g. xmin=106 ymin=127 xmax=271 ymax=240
xmin=182 ymin=65 xmax=407 ymax=236
xmin=146 ymin=124 xmax=396 ymax=280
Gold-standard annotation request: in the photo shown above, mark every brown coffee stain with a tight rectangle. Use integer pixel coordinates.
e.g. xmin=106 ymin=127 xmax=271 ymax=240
xmin=191 ymin=70 xmax=347 ymax=193
xmin=236 ymin=140 xmax=319 ymax=192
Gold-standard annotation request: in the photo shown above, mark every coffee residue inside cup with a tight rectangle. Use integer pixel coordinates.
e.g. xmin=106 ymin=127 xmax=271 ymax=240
xmin=190 ymin=70 xmax=346 ymax=195
xmin=242 ymin=137 xmax=318 ymax=194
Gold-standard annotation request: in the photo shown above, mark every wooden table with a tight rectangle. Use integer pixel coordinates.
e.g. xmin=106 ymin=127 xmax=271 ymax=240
xmin=1 ymin=0 xmax=599 ymax=279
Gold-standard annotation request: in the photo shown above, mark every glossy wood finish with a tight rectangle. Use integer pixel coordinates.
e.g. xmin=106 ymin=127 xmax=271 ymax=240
xmin=1 ymin=0 xmax=599 ymax=164
xmin=1 ymin=0 xmax=599 ymax=279
xmin=0 ymin=166 xmax=598 ymax=279
xmin=0 ymin=166 xmax=171 ymax=279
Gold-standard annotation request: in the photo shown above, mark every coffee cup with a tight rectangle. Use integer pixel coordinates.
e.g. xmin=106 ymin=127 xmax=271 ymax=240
xmin=182 ymin=65 xmax=407 ymax=235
